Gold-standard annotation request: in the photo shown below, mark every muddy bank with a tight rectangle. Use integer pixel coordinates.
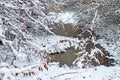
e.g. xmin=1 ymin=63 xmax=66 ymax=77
xmin=50 ymin=22 xmax=114 ymax=67
xmin=48 ymin=21 xmax=114 ymax=67
xmin=51 ymin=24 xmax=81 ymax=37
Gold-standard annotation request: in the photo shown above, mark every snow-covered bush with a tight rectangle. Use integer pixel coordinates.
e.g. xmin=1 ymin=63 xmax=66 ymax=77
xmin=0 ymin=0 xmax=51 ymax=79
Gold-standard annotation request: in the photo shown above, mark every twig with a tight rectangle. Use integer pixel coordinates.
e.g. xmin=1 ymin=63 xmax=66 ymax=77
xmin=91 ymin=10 xmax=98 ymax=30
xmin=24 ymin=10 xmax=54 ymax=34
xmin=52 ymin=72 xmax=78 ymax=79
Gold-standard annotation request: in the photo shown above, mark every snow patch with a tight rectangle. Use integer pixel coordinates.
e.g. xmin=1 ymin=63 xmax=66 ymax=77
xmin=0 ymin=18 xmax=3 ymax=37
xmin=48 ymin=12 xmax=79 ymax=25
xmin=31 ymin=35 xmax=80 ymax=54
xmin=1 ymin=62 xmax=120 ymax=80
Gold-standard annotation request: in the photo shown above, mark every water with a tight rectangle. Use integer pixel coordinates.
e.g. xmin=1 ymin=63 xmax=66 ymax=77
xmin=50 ymin=48 xmax=79 ymax=66
xmin=50 ymin=24 xmax=114 ymax=67
xmin=47 ymin=0 xmax=115 ymax=67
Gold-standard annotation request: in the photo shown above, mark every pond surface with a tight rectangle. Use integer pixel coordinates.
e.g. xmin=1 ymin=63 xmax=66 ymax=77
xmin=50 ymin=48 xmax=80 ymax=66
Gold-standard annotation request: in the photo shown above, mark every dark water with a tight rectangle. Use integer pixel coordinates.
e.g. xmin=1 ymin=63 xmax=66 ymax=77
xmin=50 ymin=48 xmax=79 ymax=66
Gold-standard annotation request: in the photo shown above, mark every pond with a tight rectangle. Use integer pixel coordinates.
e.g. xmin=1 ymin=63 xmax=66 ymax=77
xmin=50 ymin=48 xmax=79 ymax=67
xmin=49 ymin=23 xmax=114 ymax=67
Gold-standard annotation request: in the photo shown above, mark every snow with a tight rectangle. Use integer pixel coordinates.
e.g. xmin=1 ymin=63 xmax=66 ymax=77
xmin=1 ymin=62 xmax=120 ymax=80
xmin=0 ymin=18 xmax=3 ymax=37
xmin=2 ymin=33 xmax=119 ymax=80
xmin=97 ymin=38 xmax=120 ymax=65
xmin=30 ymin=35 xmax=80 ymax=54
xmin=48 ymin=12 xmax=79 ymax=25
xmin=94 ymin=23 xmax=120 ymax=65
xmin=0 ymin=0 xmax=120 ymax=80
xmin=37 ymin=65 xmax=120 ymax=80
xmin=115 ymin=9 xmax=120 ymax=13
